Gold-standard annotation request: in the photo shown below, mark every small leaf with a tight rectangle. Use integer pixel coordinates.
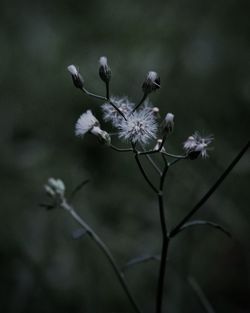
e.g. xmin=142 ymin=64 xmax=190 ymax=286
xmin=175 ymin=220 xmax=231 ymax=238
xmin=121 ymin=254 xmax=160 ymax=272
xmin=69 ymin=179 xmax=90 ymax=202
xmin=39 ymin=203 xmax=55 ymax=210
xmin=71 ymin=228 xmax=87 ymax=240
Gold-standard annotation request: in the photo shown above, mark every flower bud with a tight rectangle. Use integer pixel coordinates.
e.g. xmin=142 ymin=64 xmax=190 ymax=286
xmin=153 ymin=139 xmax=165 ymax=152
xmin=91 ymin=126 xmax=111 ymax=145
xmin=99 ymin=56 xmax=111 ymax=83
xmin=162 ymin=113 xmax=174 ymax=135
xmin=142 ymin=71 xmax=160 ymax=95
xmin=44 ymin=185 xmax=56 ymax=197
xmin=67 ymin=65 xmax=84 ymax=89
xmin=47 ymin=178 xmax=65 ymax=196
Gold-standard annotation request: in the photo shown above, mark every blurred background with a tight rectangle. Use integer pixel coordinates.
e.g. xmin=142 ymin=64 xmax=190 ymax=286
xmin=0 ymin=0 xmax=250 ymax=312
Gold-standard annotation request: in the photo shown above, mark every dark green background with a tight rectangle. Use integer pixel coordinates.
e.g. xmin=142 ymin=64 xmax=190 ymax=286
xmin=0 ymin=0 xmax=249 ymax=312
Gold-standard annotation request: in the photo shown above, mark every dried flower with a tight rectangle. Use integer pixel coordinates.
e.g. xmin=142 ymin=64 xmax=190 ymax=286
xmin=67 ymin=65 xmax=84 ymax=89
xmin=142 ymin=71 xmax=160 ymax=94
xmin=183 ymin=132 xmax=213 ymax=159
xmin=75 ymin=110 xmax=111 ymax=145
xmin=75 ymin=110 xmax=100 ymax=137
xmin=118 ymin=105 xmax=158 ymax=144
xmin=102 ymin=96 xmax=134 ymax=126
xmin=99 ymin=56 xmax=111 ymax=83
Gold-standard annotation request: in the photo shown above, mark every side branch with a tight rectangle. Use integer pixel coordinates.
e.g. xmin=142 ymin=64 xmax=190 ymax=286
xmin=170 ymin=141 xmax=250 ymax=237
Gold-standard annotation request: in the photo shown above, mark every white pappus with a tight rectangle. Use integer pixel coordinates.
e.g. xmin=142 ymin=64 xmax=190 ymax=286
xmin=118 ymin=105 xmax=158 ymax=144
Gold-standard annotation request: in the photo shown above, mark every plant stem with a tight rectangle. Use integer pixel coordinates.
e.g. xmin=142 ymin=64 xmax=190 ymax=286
xmin=81 ymin=87 xmax=127 ymax=120
xmin=156 ymin=162 xmax=169 ymax=313
xmin=132 ymin=93 xmax=148 ymax=113
xmin=170 ymin=141 xmax=250 ymax=237
xmin=110 ymin=145 xmax=133 ymax=152
xmin=139 ymin=144 xmax=162 ymax=175
xmin=134 ymin=153 xmax=158 ymax=193
xmin=61 ymin=200 xmax=142 ymax=313
xmin=81 ymin=87 xmax=106 ymax=101
xmin=106 ymin=81 xmax=110 ymax=100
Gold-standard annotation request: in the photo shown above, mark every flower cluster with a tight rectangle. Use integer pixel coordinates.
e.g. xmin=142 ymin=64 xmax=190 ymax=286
xmin=67 ymin=56 xmax=213 ymax=158
xmin=118 ymin=104 xmax=158 ymax=144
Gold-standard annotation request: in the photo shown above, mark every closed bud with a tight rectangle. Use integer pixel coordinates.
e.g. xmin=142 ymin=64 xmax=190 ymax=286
xmin=67 ymin=65 xmax=84 ymax=89
xmin=152 ymin=106 xmax=160 ymax=119
xmin=153 ymin=139 xmax=166 ymax=152
xmin=162 ymin=113 xmax=174 ymax=135
xmin=44 ymin=185 xmax=56 ymax=197
xmin=91 ymin=126 xmax=111 ymax=145
xmin=142 ymin=71 xmax=160 ymax=95
xmin=99 ymin=56 xmax=111 ymax=83
xmin=47 ymin=178 xmax=65 ymax=196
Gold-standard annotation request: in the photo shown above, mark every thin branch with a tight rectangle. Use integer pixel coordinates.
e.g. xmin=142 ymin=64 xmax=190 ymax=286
xmin=81 ymin=87 xmax=106 ymax=101
xmin=81 ymin=87 xmax=127 ymax=120
xmin=162 ymin=152 xmax=187 ymax=159
xmin=132 ymin=93 xmax=148 ymax=113
xmin=69 ymin=179 xmax=90 ymax=203
xmin=61 ymin=200 xmax=142 ymax=313
xmin=170 ymin=141 xmax=250 ymax=237
xmin=105 ymin=81 xmax=110 ymax=100
xmin=156 ymin=161 xmax=169 ymax=313
xmin=110 ymin=145 xmax=133 ymax=152
xmin=134 ymin=153 xmax=158 ymax=193
xmin=171 ymin=220 xmax=231 ymax=238
xmin=139 ymin=144 xmax=162 ymax=175
xmin=121 ymin=254 xmax=160 ymax=273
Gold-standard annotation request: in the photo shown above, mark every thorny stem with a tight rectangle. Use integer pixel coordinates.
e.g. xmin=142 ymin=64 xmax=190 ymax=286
xmin=170 ymin=141 xmax=250 ymax=237
xmin=61 ymin=200 xmax=142 ymax=313
xmin=156 ymin=160 xmax=169 ymax=313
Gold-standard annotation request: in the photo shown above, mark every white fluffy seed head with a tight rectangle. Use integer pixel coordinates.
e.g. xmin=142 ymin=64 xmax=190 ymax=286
xmin=118 ymin=105 xmax=158 ymax=144
xmin=75 ymin=110 xmax=100 ymax=137
xmin=183 ymin=132 xmax=213 ymax=159
xmin=102 ymin=96 xmax=134 ymax=127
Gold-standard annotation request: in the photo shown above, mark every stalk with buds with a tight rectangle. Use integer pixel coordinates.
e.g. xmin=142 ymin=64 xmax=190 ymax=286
xmin=41 ymin=56 xmax=250 ymax=313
